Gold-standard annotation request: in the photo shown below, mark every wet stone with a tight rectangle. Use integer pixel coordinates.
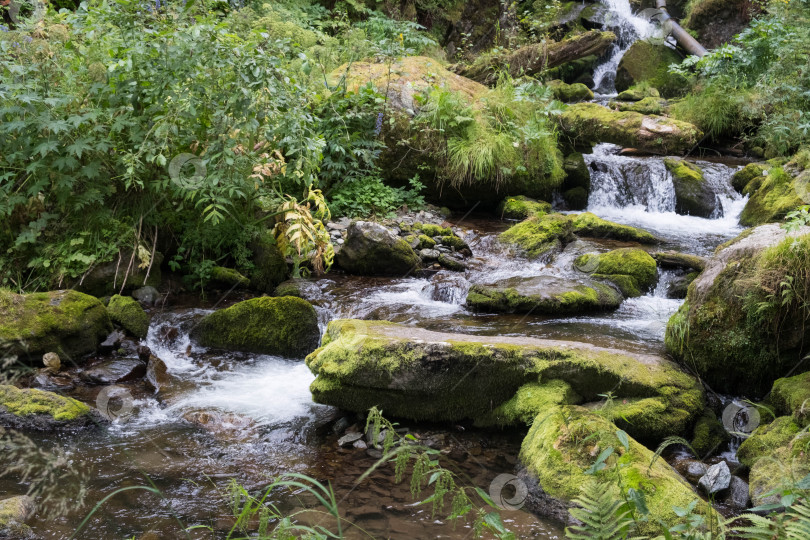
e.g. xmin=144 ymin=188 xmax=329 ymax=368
xmin=353 ymin=439 xmax=368 ymax=450
xmin=698 ymin=461 xmax=731 ymax=495
xmin=338 ymin=432 xmax=364 ymax=447
xmin=82 ymin=358 xmax=146 ymax=385
xmin=99 ymin=330 xmax=126 ymax=353
xmin=132 ymin=286 xmax=160 ymax=306
xmin=674 ymin=459 xmax=708 ymax=484
xmin=721 ymin=475 xmax=750 ymax=510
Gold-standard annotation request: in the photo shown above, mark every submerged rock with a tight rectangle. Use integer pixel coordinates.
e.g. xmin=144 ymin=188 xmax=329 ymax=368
xmin=664 ymin=158 xmax=718 ymax=218
xmin=0 ymin=384 xmax=94 ymax=429
xmin=82 ymin=358 xmax=146 ymax=385
xmin=0 ymin=289 xmax=111 ymax=364
xmin=192 ymin=296 xmax=320 ymax=357
xmin=336 ymin=221 xmax=421 ymax=276
xmin=520 ymin=405 xmax=713 ymax=534
xmin=145 ymin=355 xmax=170 ymax=392
xmin=574 ymin=248 xmax=658 ymax=297
xmin=665 ymin=224 xmax=810 ymax=395
xmin=466 ymin=276 xmax=623 ymax=315
xmin=558 ymin=103 xmax=702 ymax=155
xmin=306 ymin=320 xmax=703 ymax=443
xmin=107 ymin=294 xmax=150 ymax=339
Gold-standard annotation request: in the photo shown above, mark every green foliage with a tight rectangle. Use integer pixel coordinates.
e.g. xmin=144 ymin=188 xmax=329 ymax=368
xmin=566 ymin=479 xmax=634 ymax=540
xmin=329 ymin=174 xmax=425 ymax=218
xmin=671 ymin=1 xmax=810 ymax=155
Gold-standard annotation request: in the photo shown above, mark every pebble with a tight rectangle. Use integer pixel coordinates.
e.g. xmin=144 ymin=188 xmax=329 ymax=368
xmin=338 ymin=432 xmax=364 ymax=447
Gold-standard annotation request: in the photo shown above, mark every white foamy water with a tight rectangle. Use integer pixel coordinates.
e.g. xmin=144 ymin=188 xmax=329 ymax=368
xmin=592 ymin=0 xmax=656 ymax=95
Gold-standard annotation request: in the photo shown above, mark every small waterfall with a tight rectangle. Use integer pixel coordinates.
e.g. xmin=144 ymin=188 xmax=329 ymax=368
xmin=591 ymin=0 xmax=656 ymax=95
xmin=583 ymin=143 xmax=746 ymax=254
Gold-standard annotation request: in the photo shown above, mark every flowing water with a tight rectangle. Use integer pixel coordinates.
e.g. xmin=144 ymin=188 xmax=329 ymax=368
xmin=591 ymin=0 xmax=657 ymax=95
xmin=7 ymin=3 xmax=754 ymax=537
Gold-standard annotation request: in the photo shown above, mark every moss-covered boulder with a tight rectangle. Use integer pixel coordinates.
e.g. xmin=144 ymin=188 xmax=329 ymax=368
xmin=496 ymin=196 xmax=551 ymax=220
xmin=665 ymin=225 xmax=810 ymax=395
xmin=558 ymin=103 xmax=702 ymax=155
xmin=107 ymin=295 xmax=150 ymax=339
xmin=568 ymin=212 xmax=657 ymax=243
xmin=209 ymin=266 xmax=250 ymax=290
xmin=739 ymin=165 xmax=804 ymax=227
xmin=307 ymin=321 xmax=703 ymax=443
xmin=616 ymin=85 xmax=660 ymax=102
xmin=574 ymin=248 xmax=658 ymax=297
xmin=336 ymin=221 xmax=421 ymax=276
xmin=0 ymin=289 xmax=112 ymax=364
xmin=0 ymin=495 xmax=34 ymax=538
xmin=560 ymin=152 xmax=591 ymax=210
xmin=500 ymin=214 xmax=575 ymax=260
xmin=0 ymin=385 xmax=93 ymax=429
xmin=690 ymin=408 xmax=730 ymax=456
xmin=770 ymin=371 xmax=810 ymax=426
xmin=731 ymin=162 xmax=767 ymax=193
xmin=192 ymin=296 xmax=320 ymax=357
xmin=331 ymin=56 xmax=486 ymax=115
xmin=652 ymin=251 xmax=707 ymax=272
xmin=520 ymin=405 xmax=712 ymax=533
xmin=612 ymin=96 xmax=667 ymax=115
xmin=548 ymin=79 xmax=594 ymax=102
xmin=248 ymin=232 xmax=289 ymax=293
xmin=664 ymin=158 xmax=718 ymax=218
xmin=615 ymin=40 xmax=686 ymax=98
xmin=466 ymin=276 xmax=624 ymax=315
xmin=737 ymin=416 xmax=810 ymax=506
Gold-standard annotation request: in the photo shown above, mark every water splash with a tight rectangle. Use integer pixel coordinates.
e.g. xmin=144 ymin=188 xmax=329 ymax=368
xmin=591 ymin=0 xmax=656 ymax=95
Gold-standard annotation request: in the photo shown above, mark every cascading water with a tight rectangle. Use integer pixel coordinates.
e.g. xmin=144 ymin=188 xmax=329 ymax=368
xmin=591 ymin=0 xmax=656 ymax=95
xmin=584 ymin=143 xmax=747 ymax=254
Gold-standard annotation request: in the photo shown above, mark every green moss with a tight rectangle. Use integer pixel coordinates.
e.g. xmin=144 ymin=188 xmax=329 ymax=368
xmin=0 ymin=496 xmax=32 ymax=537
xmin=615 ymin=40 xmax=687 ymax=98
xmin=616 ymin=85 xmax=660 ymax=102
xmin=771 ymin=371 xmax=810 ymax=425
xmin=689 ymin=408 xmax=730 ymax=456
xmin=306 ymin=320 xmax=703 ymax=443
xmin=740 ymin=167 xmax=803 ymax=226
xmin=548 ymin=80 xmax=594 ymax=102
xmin=664 ymin=158 xmax=715 ymax=217
xmin=664 ymin=302 xmax=690 ymax=357
xmin=439 ymin=235 xmax=468 ymax=250
xmin=575 ymin=248 xmax=658 ymax=297
xmin=273 ymin=280 xmax=304 ymax=298
xmin=0 ymin=289 xmax=112 ymax=363
xmin=496 ymin=196 xmax=551 ymax=220
xmin=478 ymin=379 xmax=581 ymax=427
xmin=737 ymin=415 xmax=810 ymax=505
xmin=467 ymin=281 xmax=623 ymax=315
xmin=559 ymin=103 xmax=701 ymax=155
xmin=569 ymin=212 xmax=657 ymax=243
xmin=0 ymin=385 xmax=90 ymax=421
xmin=438 ymin=254 xmax=466 ymax=271
xmin=500 ymin=213 xmax=575 ymax=259
xmin=106 ymin=295 xmax=150 ymax=339
xmin=613 ymin=96 xmax=667 ymax=115
xmin=209 ymin=266 xmax=250 ymax=289
xmin=419 ymin=223 xmax=452 ymax=237
xmin=418 ymin=234 xmax=437 ymax=249
xmin=520 ymin=406 xmax=713 ymax=533
xmin=563 ymin=187 xmax=589 ymax=210
xmin=192 ymin=296 xmax=320 ymax=357
xmin=732 ymin=163 xmax=767 ymax=193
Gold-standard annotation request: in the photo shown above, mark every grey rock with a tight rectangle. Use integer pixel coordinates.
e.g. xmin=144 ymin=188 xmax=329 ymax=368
xmin=353 ymin=439 xmax=368 ymax=450
xmin=82 ymin=358 xmax=146 ymax=385
xmin=331 ymin=416 xmax=351 ymax=435
xmin=419 ymin=249 xmax=440 ymax=261
xmin=42 ymin=352 xmax=60 ymax=372
xmin=336 ymin=221 xmax=421 ymax=276
xmin=698 ymin=461 xmax=731 ymax=495
xmin=328 ymin=217 xmax=351 ymax=231
xmin=132 ymin=286 xmax=160 ymax=306
xmin=338 ymin=432 xmax=364 ymax=447
xmin=721 ymin=475 xmax=750 ymax=510
xmin=675 ymin=459 xmax=708 ymax=484
xmin=99 ymin=330 xmax=126 ymax=353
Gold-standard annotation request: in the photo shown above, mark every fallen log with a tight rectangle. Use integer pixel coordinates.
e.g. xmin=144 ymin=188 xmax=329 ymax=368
xmin=451 ymin=30 xmax=616 ymax=85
